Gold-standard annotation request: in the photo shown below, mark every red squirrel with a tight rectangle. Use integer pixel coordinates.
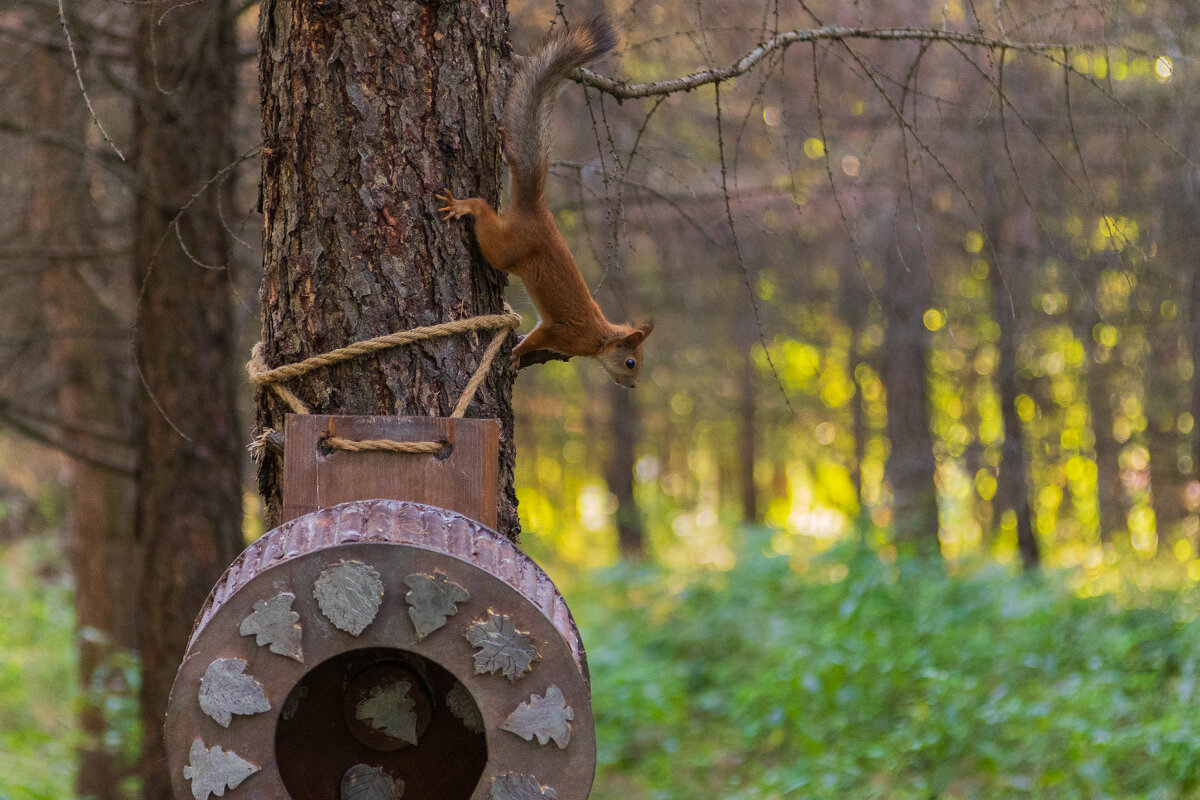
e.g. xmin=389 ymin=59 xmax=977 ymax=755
xmin=438 ymin=17 xmax=653 ymax=388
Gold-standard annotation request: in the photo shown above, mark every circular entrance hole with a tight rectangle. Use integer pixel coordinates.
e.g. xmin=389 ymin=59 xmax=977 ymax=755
xmin=276 ymin=647 xmax=486 ymax=800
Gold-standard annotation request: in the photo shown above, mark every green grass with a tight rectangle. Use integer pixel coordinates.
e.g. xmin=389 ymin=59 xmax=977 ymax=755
xmin=0 ymin=537 xmax=77 ymax=800
xmin=6 ymin=529 xmax=1200 ymax=799
xmin=574 ymin=533 xmax=1200 ymax=800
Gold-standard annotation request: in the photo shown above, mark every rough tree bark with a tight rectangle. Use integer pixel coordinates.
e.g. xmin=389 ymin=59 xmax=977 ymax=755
xmin=26 ymin=32 xmax=138 ymax=800
xmin=132 ymin=0 xmax=245 ymax=796
xmin=254 ymin=0 xmax=516 ymax=537
xmin=879 ymin=214 xmax=940 ymax=557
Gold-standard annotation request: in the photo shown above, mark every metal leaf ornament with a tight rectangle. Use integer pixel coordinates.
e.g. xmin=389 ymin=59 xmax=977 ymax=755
xmin=465 ymin=613 xmax=539 ymax=680
xmin=314 ymin=560 xmax=384 ymax=635
xmin=183 ymin=739 xmax=259 ymax=800
xmin=198 ymin=658 xmax=270 ymax=728
xmin=340 ymin=763 xmax=404 ymax=800
xmin=446 ymin=682 xmax=485 ymax=734
xmin=489 ymin=773 xmax=558 ymax=800
xmin=239 ymin=592 xmax=303 ymax=662
xmin=501 ymin=685 xmax=573 ymax=748
xmin=404 ymin=572 xmax=469 ymax=639
xmin=355 ymin=680 xmax=420 ymax=745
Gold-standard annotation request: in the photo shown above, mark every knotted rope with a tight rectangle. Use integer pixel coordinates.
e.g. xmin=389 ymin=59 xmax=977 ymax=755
xmin=247 ymin=308 xmax=521 ymax=456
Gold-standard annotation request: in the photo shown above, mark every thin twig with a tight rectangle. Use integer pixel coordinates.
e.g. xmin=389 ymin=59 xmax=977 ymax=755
xmin=57 ymin=0 xmax=125 ymax=160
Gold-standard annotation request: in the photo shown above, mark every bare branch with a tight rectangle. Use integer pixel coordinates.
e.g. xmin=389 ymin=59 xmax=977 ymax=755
xmin=516 ymin=349 xmax=573 ymax=369
xmin=0 ymin=397 xmax=135 ymax=477
xmin=574 ymin=25 xmax=1101 ymax=100
xmin=57 ymin=0 xmax=125 ymax=160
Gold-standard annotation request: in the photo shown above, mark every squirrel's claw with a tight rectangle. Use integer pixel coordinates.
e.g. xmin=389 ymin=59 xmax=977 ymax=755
xmin=436 ymin=190 xmax=469 ymax=221
xmin=439 ymin=190 xmax=460 ymax=219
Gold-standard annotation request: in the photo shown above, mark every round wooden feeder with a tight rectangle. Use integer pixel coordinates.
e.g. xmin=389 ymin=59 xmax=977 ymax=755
xmin=165 ymin=498 xmax=594 ymax=800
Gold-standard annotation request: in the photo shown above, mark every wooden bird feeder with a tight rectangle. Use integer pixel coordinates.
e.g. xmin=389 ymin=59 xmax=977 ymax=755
xmin=165 ymin=416 xmax=595 ymax=800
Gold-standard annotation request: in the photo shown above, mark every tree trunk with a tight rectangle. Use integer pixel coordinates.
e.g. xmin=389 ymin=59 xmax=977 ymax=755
xmin=986 ymin=207 xmax=1040 ymax=571
xmin=1074 ymin=262 xmax=1127 ymax=543
xmin=838 ymin=262 xmax=871 ymax=521
xmin=1145 ymin=283 xmax=1186 ymax=546
xmin=738 ymin=349 xmax=759 ymax=525
xmin=990 ymin=272 xmax=1040 ymax=569
xmin=606 ymin=380 xmax=645 ymax=558
xmin=26 ymin=34 xmax=138 ymax=800
xmin=879 ymin=216 xmax=940 ymax=557
xmin=133 ymin=1 xmax=245 ymax=796
xmin=254 ymin=0 xmax=516 ymax=537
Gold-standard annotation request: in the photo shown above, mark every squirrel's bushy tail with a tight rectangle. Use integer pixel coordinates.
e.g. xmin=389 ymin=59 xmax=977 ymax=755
xmin=504 ymin=16 xmax=616 ymax=210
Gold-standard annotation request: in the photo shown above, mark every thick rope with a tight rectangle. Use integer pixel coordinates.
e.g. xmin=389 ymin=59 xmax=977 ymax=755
xmin=247 ymin=309 xmax=520 ymax=456
xmin=323 ymin=436 xmax=445 ymax=454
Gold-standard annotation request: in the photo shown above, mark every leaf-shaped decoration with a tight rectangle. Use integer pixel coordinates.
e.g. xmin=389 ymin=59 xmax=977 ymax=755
xmin=340 ymin=763 xmax=404 ymax=800
xmin=489 ymin=773 xmax=558 ymax=800
xmin=182 ymin=739 xmax=259 ymax=800
xmin=404 ymin=572 xmax=470 ymax=639
xmin=198 ymin=659 xmax=270 ymax=728
xmin=281 ymin=685 xmax=308 ymax=721
xmin=500 ymin=685 xmax=573 ymax=748
xmin=314 ymin=561 xmax=384 ymax=636
xmin=239 ymin=592 xmax=303 ymax=662
xmin=446 ymin=682 xmax=484 ymax=734
xmin=465 ymin=613 xmax=539 ymax=681
xmin=355 ymin=679 xmax=419 ymax=745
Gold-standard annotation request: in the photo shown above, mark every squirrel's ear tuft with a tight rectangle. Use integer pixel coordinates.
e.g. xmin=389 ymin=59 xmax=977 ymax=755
xmin=621 ymin=328 xmax=646 ymax=347
xmin=638 ymin=320 xmax=655 ymax=338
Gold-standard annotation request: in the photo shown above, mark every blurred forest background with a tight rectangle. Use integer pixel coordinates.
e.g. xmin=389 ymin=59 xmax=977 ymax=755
xmin=3 ymin=0 xmax=1200 ymax=797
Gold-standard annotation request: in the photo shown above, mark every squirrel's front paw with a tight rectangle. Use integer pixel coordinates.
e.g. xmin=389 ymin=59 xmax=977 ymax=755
xmin=436 ymin=190 xmax=467 ymax=221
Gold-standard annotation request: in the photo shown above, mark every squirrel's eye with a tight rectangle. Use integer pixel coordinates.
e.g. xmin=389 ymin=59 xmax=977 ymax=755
xmin=625 ymin=358 xmax=636 ymax=369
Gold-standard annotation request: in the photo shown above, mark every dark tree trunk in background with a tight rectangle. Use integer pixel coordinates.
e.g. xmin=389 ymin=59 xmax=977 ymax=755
xmin=985 ymin=199 xmax=1040 ymax=570
xmin=26 ymin=34 xmax=138 ymax=800
xmin=839 ymin=262 xmax=871 ymax=519
xmin=1144 ymin=148 xmax=1195 ymax=545
xmin=989 ymin=254 xmax=1040 ymax=570
xmin=739 ymin=344 xmax=760 ymax=525
xmin=1145 ymin=228 xmax=1187 ymax=544
xmin=606 ymin=381 xmax=645 ymax=558
xmin=1074 ymin=261 xmax=1127 ymax=543
xmin=879 ymin=216 xmax=940 ymax=557
xmin=254 ymin=0 xmax=516 ymax=536
xmin=1174 ymin=89 xmax=1200 ymax=542
xmin=1160 ymin=0 xmax=1200 ymax=546
xmin=133 ymin=1 xmax=245 ymax=796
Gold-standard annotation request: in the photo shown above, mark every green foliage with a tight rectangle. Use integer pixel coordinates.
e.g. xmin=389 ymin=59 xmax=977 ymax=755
xmin=9 ymin=526 xmax=1200 ymax=800
xmin=0 ymin=538 xmax=77 ymax=799
xmin=575 ymin=532 xmax=1200 ymax=800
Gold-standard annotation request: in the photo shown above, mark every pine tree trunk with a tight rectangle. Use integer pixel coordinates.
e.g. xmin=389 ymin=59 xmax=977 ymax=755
xmin=26 ymin=34 xmax=138 ymax=800
xmin=738 ymin=349 xmax=760 ymax=525
xmin=1146 ymin=272 xmax=1186 ymax=546
xmin=879 ymin=217 xmax=940 ymax=557
xmin=839 ymin=265 xmax=871 ymax=522
xmin=986 ymin=208 xmax=1040 ymax=570
xmin=606 ymin=380 xmax=645 ymax=558
xmin=133 ymin=1 xmax=245 ymax=796
xmin=254 ymin=0 xmax=516 ymax=537
xmin=1074 ymin=261 xmax=1127 ymax=543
